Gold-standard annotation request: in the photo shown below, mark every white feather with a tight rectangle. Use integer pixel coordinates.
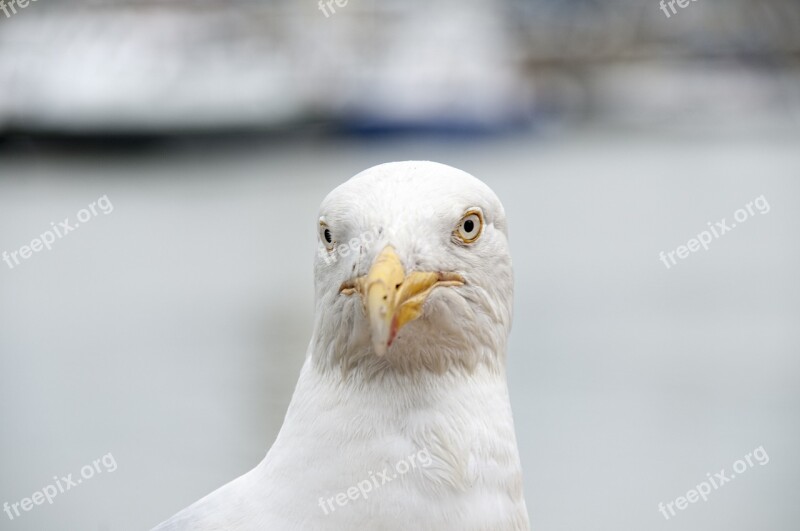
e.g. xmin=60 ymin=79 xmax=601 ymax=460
xmin=153 ymin=161 xmax=529 ymax=530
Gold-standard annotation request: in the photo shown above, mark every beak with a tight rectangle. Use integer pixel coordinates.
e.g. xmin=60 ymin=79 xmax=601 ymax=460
xmin=340 ymin=246 xmax=465 ymax=355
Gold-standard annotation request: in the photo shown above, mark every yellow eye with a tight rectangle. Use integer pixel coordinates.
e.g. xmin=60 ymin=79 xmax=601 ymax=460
xmin=455 ymin=209 xmax=484 ymax=244
xmin=319 ymin=220 xmax=335 ymax=251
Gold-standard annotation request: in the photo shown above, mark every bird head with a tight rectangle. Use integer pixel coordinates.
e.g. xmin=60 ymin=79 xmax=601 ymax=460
xmin=313 ymin=161 xmax=513 ymax=375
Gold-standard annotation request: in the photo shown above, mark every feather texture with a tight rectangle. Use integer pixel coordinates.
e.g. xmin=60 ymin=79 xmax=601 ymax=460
xmin=153 ymin=161 xmax=529 ymax=530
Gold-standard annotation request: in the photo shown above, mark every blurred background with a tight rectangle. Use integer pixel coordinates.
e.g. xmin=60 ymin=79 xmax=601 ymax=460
xmin=1 ymin=0 xmax=799 ymax=529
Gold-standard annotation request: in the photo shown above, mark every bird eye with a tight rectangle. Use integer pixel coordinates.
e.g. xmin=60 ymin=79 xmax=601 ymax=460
xmin=319 ymin=221 xmax=335 ymax=251
xmin=455 ymin=209 xmax=484 ymax=244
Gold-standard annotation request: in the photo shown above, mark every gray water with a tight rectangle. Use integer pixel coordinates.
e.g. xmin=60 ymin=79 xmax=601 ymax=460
xmin=1 ymin=120 xmax=799 ymax=530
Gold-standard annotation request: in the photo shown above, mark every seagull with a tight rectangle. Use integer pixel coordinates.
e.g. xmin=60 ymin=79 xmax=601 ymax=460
xmin=153 ymin=161 xmax=529 ymax=530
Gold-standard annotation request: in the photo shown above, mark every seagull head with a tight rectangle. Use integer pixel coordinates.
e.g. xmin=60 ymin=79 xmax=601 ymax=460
xmin=313 ymin=161 xmax=513 ymax=374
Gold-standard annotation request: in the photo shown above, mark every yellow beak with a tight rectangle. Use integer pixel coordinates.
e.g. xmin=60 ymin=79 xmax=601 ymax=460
xmin=340 ymin=246 xmax=465 ymax=355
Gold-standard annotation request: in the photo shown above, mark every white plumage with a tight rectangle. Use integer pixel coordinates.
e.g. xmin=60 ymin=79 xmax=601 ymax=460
xmin=153 ymin=161 xmax=529 ymax=530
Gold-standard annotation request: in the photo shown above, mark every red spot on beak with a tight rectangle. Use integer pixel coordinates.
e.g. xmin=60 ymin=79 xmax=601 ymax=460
xmin=388 ymin=314 xmax=400 ymax=347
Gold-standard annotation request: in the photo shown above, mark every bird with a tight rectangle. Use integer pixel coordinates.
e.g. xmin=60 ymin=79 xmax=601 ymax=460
xmin=153 ymin=161 xmax=529 ymax=530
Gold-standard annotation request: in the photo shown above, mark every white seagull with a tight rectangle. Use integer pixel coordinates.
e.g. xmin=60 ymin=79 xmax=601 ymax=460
xmin=153 ymin=161 xmax=529 ymax=530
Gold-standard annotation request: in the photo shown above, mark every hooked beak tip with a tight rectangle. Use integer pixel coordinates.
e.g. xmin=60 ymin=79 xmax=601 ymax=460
xmin=341 ymin=246 xmax=465 ymax=356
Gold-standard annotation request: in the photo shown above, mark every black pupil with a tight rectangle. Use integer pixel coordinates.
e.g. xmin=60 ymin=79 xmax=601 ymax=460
xmin=464 ymin=219 xmax=474 ymax=233
xmin=324 ymin=229 xmax=332 ymax=243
